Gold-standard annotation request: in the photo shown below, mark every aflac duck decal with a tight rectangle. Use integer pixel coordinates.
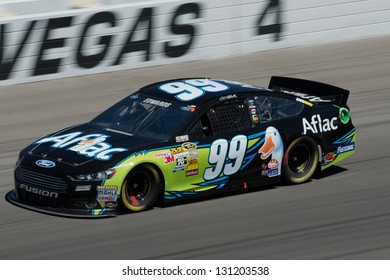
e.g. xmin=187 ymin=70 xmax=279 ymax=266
xmin=258 ymin=126 xmax=284 ymax=177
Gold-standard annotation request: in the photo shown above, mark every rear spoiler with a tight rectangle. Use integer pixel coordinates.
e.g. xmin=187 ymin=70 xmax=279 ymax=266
xmin=269 ymin=76 xmax=350 ymax=105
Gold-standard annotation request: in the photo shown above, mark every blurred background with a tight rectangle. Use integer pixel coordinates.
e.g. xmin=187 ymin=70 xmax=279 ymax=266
xmin=0 ymin=0 xmax=123 ymax=16
xmin=0 ymin=0 xmax=390 ymax=260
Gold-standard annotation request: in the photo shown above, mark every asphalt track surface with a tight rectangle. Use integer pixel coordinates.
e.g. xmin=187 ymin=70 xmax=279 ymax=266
xmin=0 ymin=36 xmax=390 ymax=260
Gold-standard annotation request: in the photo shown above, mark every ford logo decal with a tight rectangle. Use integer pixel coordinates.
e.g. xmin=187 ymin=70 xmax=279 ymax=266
xmin=36 ymin=160 xmax=56 ymax=168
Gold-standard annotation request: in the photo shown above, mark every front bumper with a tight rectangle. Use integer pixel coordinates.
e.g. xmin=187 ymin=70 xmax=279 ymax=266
xmin=11 ymin=164 xmax=121 ymax=218
xmin=6 ymin=189 xmax=118 ymax=218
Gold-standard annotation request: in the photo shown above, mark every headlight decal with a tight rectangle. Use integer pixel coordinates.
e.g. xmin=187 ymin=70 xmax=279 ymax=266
xmin=70 ymin=169 xmax=116 ymax=181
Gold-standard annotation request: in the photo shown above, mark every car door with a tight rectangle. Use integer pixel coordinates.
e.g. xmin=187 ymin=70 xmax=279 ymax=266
xmin=175 ymin=97 xmax=265 ymax=192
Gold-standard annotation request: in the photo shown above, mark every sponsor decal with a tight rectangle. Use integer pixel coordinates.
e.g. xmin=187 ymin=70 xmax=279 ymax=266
xmin=19 ymin=183 xmax=59 ymax=198
xmin=35 ymin=132 xmax=128 ymax=161
xmin=182 ymin=142 xmax=197 ymax=150
xmin=176 ymin=135 xmax=189 ymax=142
xmin=173 ymin=165 xmax=185 ymax=172
xmin=96 ymin=185 xmax=118 ymax=201
xmin=35 ymin=159 xmax=56 ymax=168
xmin=98 ymin=196 xmax=117 ymax=202
xmin=337 ymin=144 xmax=355 ymax=154
xmin=170 ymin=143 xmax=196 ymax=155
xmin=258 ymin=127 xmax=284 ymax=177
xmin=142 ymin=98 xmax=171 ymax=108
xmin=180 ymin=105 xmax=197 ymax=113
xmin=189 ymin=150 xmax=198 ymax=159
xmin=169 ymin=148 xmax=199 ymax=174
xmin=172 ymin=155 xmax=187 ymax=172
xmin=219 ymin=94 xmax=237 ymax=101
xmin=164 ymin=155 xmax=175 ymax=164
xmin=186 ymin=163 xmax=199 ymax=172
xmin=174 ymin=151 xmax=189 ymax=158
xmin=323 ymin=152 xmax=336 ymax=164
xmin=180 ymin=106 xmax=191 ymax=112
xmin=260 ymin=165 xmax=278 ymax=177
xmin=268 ymin=168 xmax=279 ymax=177
xmin=268 ymin=159 xmax=279 ymax=169
xmin=155 ymin=151 xmax=171 ymax=158
xmin=186 ymin=169 xmax=198 ymax=176
xmin=188 ymin=158 xmax=199 ymax=165
xmin=296 ymin=97 xmax=313 ymax=107
xmin=105 ymin=201 xmax=118 ymax=208
xmin=302 ymin=115 xmax=338 ymax=134
xmin=170 ymin=146 xmax=184 ymax=154
xmin=281 ymin=89 xmax=331 ymax=102
xmin=176 ymin=156 xmax=187 ymax=166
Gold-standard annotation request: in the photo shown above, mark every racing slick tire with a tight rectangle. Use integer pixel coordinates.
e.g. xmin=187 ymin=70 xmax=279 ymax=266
xmin=121 ymin=164 xmax=162 ymax=212
xmin=282 ymin=136 xmax=319 ymax=184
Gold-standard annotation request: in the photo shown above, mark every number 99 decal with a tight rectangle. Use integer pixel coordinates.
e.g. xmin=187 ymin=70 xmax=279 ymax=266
xmin=159 ymin=79 xmax=229 ymax=101
xmin=204 ymin=135 xmax=248 ymax=180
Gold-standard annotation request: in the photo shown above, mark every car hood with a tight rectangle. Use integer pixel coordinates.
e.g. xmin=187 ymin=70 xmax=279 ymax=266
xmin=29 ymin=123 xmax=158 ymax=167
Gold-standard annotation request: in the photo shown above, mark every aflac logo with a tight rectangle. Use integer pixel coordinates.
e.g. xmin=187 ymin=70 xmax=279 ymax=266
xmin=302 ymin=114 xmax=338 ymax=135
xmin=36 ymin=160 xmax=56 ymax=168
xmin=35 ymin=132 xmax=128 ymax=161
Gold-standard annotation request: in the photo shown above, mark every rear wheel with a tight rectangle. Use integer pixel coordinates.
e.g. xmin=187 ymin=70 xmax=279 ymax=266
xmin=121 ymin=164 xmax=161 ymax=212
xmin=282 ymin=136 xmax=319 ymax=184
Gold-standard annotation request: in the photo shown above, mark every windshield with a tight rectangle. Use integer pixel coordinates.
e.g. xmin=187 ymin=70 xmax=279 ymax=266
xmin=91 ymin=93 xmax=193 ymax=141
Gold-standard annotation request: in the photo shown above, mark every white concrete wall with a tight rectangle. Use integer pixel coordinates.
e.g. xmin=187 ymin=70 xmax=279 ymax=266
xmin=1 ymin=0 xmax=390 ymax=86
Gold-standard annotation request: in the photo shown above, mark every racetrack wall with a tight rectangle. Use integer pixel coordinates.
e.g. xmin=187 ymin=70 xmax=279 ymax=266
xmin=1 ymin=0 xmax=390 ymax=86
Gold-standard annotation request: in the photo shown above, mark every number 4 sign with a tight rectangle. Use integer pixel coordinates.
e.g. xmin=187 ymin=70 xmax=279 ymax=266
xmin=256 ymin=0 xmax=283 ymax=41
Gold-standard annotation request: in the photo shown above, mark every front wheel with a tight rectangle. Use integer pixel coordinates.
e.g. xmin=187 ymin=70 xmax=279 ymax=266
xmin=282 ymin=136 xmax=319 ymax=184
xmin=121 ymin=165 xmax=161 ymax=212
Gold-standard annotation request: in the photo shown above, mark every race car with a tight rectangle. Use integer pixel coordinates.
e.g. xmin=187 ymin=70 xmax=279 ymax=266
xmin=7 ymin=76 xmax=356 ymax=217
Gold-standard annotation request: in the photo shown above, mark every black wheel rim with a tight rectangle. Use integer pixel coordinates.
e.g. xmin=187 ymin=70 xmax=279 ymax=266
xmin=126 ymin=171 xmax=151 ymax=206
xmin=288 ymin=144 xmax=310 ymax=175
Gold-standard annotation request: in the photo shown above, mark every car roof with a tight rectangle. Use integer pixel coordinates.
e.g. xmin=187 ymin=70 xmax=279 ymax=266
xmin=138 ymin=78 xmax=273 ymax=105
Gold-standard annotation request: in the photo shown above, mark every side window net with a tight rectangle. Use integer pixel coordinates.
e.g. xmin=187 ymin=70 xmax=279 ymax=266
xmin=188 ymin=119 xmax=204 ymax=139
xmin=188 ymin=114 xmax=212 ymax=140
xmin=207 ymin=101 xmax=251 ymax=135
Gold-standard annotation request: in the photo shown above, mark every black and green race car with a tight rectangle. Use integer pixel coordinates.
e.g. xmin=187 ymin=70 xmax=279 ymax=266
xmin=7 ymin=76 xmax=356 ymax=217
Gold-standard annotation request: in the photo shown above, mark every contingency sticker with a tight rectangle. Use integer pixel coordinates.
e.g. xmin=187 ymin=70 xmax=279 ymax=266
xmin=96 ymin=185 xmax=118 ymax=202
xmin=247 ymin=99 xmax=259 ymax=124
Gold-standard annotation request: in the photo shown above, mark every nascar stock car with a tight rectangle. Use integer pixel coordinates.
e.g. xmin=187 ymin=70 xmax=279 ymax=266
xmin=7 ymin=76 xmax=356 ymax=217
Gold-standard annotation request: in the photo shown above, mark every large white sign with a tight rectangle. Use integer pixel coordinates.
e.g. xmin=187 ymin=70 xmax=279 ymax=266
xmin=1 ymin=0 xmax=390 ymax=86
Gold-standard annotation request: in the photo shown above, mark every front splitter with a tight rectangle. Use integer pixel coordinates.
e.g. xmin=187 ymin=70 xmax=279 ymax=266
xmin=5 ymin=190 xmax=118 ymax=218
